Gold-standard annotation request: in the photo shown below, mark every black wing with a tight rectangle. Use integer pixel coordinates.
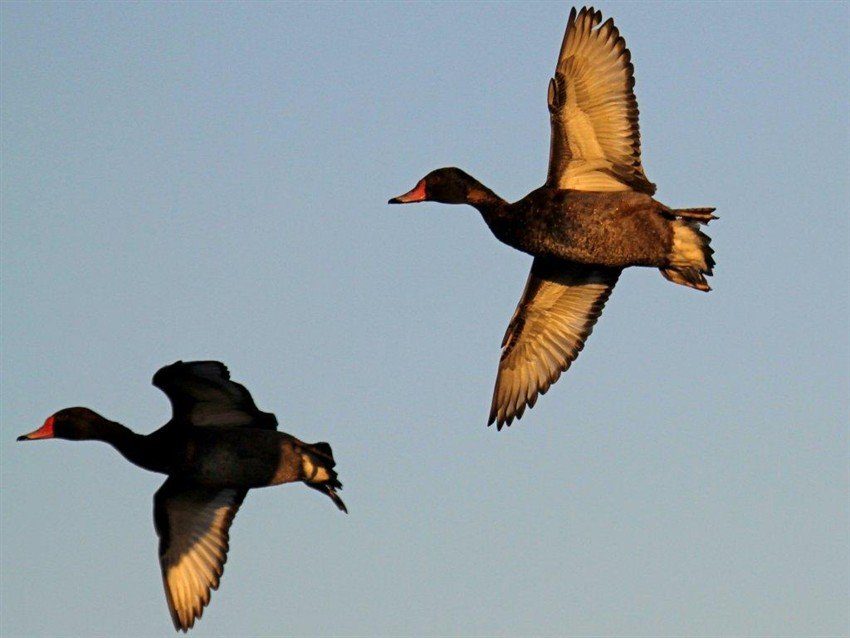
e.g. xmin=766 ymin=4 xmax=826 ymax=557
xmin=153 ymin=361 xmax=277 ymax=429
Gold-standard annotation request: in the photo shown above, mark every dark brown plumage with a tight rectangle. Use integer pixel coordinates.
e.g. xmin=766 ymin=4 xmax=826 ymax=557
xmin=17 ymin=361 xmax=346 ymax=632
xmin=389 ymin=6 xmax=716 ymax=429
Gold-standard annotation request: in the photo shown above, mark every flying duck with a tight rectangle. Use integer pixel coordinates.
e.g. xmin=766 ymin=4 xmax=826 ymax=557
xmin=389 ymin=6 xmax=716 ymax=429
xmin=17 ymin=360 xmax=346 ymax=632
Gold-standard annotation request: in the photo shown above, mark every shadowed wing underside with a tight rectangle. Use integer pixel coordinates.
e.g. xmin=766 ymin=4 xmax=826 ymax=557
xmin=546 ymin=6 xmax=655 ymax=194
xmin=489 ymin=258 xmax=620 ymax=429
xmin=154 ymin=478 xmax=247 ymax=632
xmin=153 ymin=360 xmax=277 ymax=429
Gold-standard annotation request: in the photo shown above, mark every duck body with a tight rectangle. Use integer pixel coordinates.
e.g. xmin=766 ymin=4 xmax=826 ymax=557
xmin=484 ymin=188 xmax=671 ymax=268
xmin=73 ymin=418 xmax=312 ymax=488
xmin=163 ymin=426 xmax=325 ymax=488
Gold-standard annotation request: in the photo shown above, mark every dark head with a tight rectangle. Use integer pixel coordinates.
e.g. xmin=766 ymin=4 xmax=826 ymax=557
xmin=389 ymin=167 xmax=491 ymax=206
xmin=17 ymin=407 xmax=109 ymax=442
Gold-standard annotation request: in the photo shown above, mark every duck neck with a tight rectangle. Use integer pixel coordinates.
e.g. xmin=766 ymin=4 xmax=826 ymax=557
xmin=93 ymin=420 xmax=168 ymax=474
xmin=466 ymin=182 xmax=509 ymax=229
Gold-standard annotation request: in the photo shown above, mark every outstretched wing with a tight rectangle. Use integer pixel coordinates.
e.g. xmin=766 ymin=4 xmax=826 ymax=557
xmin=546 ymin=6 xmax=655 ymax=194
xmin=489 ymin=258 xmax=620 ymax=429
xmin=153 ymin=360 xmax=277 ymax=429
xmin=154 ymin=478 xmax=247 ymax=632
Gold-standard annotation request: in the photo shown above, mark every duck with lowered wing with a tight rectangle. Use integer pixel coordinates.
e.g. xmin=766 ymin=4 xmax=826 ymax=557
xmin=18 ymin=360 xmax=346 ymax=632
xmin=390 ymin=6 xmax=716 ymax=429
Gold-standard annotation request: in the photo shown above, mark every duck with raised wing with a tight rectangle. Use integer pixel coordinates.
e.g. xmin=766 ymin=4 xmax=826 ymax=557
xmin=389 ymin=6 xmax=716 ymax=429
xmin=17 ymin=360 xmax=346 ymax=632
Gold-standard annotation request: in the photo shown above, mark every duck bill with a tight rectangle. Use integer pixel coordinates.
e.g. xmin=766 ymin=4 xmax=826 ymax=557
xmin=17 ymin=416 xmax=55 ymax=441
xmin=388 ymin=179 xmax=427 ymax=204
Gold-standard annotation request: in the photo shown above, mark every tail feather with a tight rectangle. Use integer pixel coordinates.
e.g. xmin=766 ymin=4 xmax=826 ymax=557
xmin=660 ymin=214 xmax=715 ymax=292
xmin=301 ymin=442 xmax=347 ymax=513
xmin=671 ymin=207 xmax=717 ymax=223
xmin=306 ymin=483 xmax=348 ymax=513
xmin=310 ymin=441 xmax=334 ymax=461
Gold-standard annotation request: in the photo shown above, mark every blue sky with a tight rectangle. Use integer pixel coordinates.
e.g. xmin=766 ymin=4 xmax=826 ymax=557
xmin=2 ymin=2 xmax=848 ymax=636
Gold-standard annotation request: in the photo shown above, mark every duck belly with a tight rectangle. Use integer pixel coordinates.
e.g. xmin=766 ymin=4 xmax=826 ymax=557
xmin=521 ymin=191 xmax=672 ymax=268
xmin=182 ymin=429 xmax=303 ymax=488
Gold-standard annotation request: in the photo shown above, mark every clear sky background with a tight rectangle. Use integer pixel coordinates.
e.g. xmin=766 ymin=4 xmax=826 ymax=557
xmin=2 ymin=2 xmax=848 ymax=636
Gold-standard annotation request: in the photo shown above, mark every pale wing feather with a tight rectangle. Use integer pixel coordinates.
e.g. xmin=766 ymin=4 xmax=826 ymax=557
xmin=489 ymin=259 xmax=620 ymax=429
xmin=547 ymin=6 xmax=655 ymax=194
xmin=154 ymin=479 xmax=246 ymax=632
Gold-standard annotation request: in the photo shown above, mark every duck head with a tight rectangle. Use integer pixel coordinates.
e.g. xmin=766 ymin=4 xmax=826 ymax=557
xmin=389 ymin=167 xmax=486 ymax=205
xmin=18 ymin=407 xmax=108 ymax=441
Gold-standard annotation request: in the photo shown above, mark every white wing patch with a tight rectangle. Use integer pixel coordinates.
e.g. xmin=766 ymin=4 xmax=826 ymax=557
xmin=154 ymin=480 xmax=246 ymax=632
xmin=489 ymin=259 xmax=620 ymax=429
xmin=547 ymin=7 xmax=655 ymax=194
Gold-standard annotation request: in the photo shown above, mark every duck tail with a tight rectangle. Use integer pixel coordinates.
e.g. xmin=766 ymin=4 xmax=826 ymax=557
xmin=301 ymin=442 xmax=347 ymax=513
xmin=660 ymin=208 xmax=716 ymax=292
xmin=669 ymin=207 xmax=717 ymax=223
